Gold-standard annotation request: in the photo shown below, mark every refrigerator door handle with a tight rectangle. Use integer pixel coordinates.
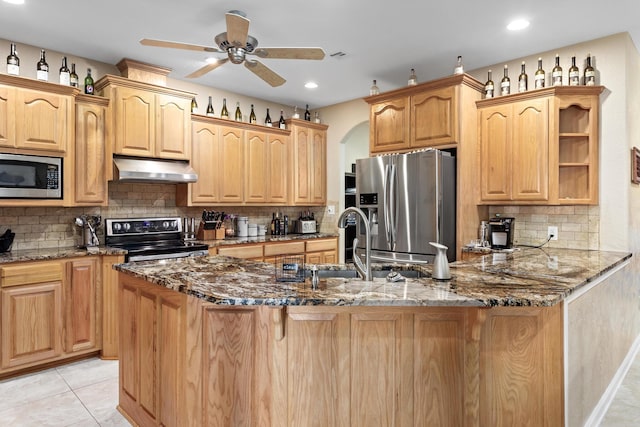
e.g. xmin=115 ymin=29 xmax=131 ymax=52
xmin=383 ymin=164 xmax=392 ymax=248
xmin=389 ymin=163 xmax=397 ymax=249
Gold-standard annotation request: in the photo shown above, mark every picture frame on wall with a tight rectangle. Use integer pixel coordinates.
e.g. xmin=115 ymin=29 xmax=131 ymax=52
xmin=632 ymin=147 xmax=640 ymax=184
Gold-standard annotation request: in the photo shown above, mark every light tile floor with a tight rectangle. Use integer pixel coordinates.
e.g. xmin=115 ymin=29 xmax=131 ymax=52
xmin=0 ymin=351 xmax=638 ymax=426
xmin=0 ymin=357 xmax=129 ymax=426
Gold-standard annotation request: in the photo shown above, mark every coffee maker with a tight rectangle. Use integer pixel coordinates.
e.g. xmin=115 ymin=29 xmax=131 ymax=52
xmin=488 ymin=217 xmax=515 ymax=249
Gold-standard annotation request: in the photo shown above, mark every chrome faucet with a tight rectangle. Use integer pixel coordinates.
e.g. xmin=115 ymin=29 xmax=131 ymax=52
xmin=337 ymin=207 xmax=372 ymax=281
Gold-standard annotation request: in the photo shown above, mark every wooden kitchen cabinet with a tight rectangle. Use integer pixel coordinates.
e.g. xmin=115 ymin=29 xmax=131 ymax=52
xmin=287 ymin=119 xmax=327 ymax=206
xmin=366 ymin=74 xmax=481 ymax=154
xmin=95 ymin=75 xmax=193 ymax=160
xmin=66 ymin=258 xmax=98 ymax=353
xmin=119 ymin=274 xmax=187 ymax=426
xmin=479 ymin=97 xmax=549 ymax=202
xmin=305 ymin=238 xmax=338 ymax=264
xmin=0 ymin=261 xmax=64 ymax=369
xmin=477 ymin=86 xmax=603 ymax=205
xmin=0 ymin=74 xmax=75 ymax=153
xmin=213 ymin=238 xmax=337 ymax=265
xmin=177 ymin=117 xmax=291 ymax=206
xmin=102 ymin=254 xmax=125 ymax=359
xmin=74 ymin=94 xmax=109 ymax=206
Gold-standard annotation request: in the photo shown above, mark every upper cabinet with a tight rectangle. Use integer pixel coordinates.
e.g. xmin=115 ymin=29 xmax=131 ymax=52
xmin=365 ymin=74 xmax=483 ymax=154
xmin=176 ymin=116 xmax=292 ymax=206
xmin=287 ymin=119 xmax=327 ymax=206
xmin=73 ymin=94 xmax=109 ymax=206
xmin=95 ymin=75 xmax=193 ymax=161
xmin=477 ymin=86 xmax=603 ymax=205
xmin=0 ymin=74 xmax=75 ymax=153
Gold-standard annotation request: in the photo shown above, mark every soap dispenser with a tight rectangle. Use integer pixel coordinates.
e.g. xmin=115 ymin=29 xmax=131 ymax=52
xmin=429 ymin=242 xmax=451 ymax=280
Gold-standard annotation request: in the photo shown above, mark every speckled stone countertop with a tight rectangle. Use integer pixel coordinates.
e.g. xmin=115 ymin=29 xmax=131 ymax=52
xmin=199 ymin=232 xmax=337 ymax=248
xmin=114 ymin=247 xmax=631 ymax=307
xmin=0 ymin=246 xmax=127 ymax=264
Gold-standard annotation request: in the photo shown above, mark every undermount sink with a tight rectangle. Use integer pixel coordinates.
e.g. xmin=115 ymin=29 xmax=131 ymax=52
xmin=305 ymin=268 xmax=427 ymax=279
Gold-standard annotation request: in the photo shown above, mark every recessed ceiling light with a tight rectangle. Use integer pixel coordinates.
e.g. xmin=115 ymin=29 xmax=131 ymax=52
xmin=305 ymin=82 xmax=318 ymax=89
xmin=3 ymin=0 xmax=25 ymax=4
xmin=507 ymin=19 xmax=530 ymax=31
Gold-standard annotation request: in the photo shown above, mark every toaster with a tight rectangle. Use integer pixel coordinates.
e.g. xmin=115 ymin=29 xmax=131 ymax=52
xmin=295 ymin=220 xmax=317 ymax=234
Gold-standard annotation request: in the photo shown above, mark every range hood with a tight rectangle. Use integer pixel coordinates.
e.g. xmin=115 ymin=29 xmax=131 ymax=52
xmin=112 ymin=156 xmax=198 ymax=183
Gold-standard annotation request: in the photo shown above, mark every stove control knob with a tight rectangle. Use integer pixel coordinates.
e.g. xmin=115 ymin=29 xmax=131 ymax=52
xmin=171 ymin=220 xmax=178 ymax=230
xmin=113 ymin=223 xmax=121 ymax=232
xmin=162 ymin=221 xmax=170 ymax=230
xmin=123 ymin=223 xmax=131 ymax=231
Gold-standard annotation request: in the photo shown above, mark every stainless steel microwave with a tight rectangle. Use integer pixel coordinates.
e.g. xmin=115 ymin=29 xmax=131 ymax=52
xmin=0 ymin=153 xmax=62 ymax=199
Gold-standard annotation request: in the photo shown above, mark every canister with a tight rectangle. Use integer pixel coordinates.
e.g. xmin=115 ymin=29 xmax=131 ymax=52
xmin=248 ymin=223 xmax=257 ymax=237
xmin=237 ymin=216 xmax=248 ymax=237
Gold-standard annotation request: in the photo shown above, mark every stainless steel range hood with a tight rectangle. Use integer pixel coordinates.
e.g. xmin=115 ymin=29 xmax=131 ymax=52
xmin=112 ymin=156 xmax=198 ymax=183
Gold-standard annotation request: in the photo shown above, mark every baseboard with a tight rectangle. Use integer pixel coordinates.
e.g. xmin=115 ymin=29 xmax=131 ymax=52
xmin=584 ymin=333 xmax=640 ymax=426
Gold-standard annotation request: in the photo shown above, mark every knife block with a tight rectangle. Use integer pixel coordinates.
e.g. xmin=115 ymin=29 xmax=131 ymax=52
xmin=197 ymin=222 xmax=225 ymax=240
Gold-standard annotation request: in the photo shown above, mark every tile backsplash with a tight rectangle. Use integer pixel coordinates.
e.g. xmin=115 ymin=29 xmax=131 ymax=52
xmin=488 ymin=205 xmax=600 ymax=250
xmin=0 ymin=183 xmax=331 ymax=251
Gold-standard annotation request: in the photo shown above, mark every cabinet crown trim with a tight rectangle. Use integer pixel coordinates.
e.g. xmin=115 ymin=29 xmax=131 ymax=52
xmin=364 ymin=73 xmax=484 ymax=104
xmin=94 ymin=74 xmax=195 ymax=99
xmin=476 ymin=85 xmax=604 ymax=107
xmin=0 ymin=74 xmax=79 ymax=96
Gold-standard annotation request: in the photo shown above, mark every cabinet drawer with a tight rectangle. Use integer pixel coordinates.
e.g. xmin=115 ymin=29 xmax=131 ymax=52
xmin=264 ymin=241 xmax=305 ymax=257
xmin=1 ymin=262 xmax=63 ymax=287
xmin=305 ymin=238 xmax=337 ymax=253
xmin=217 ymin=244 xmax=264 ymax=259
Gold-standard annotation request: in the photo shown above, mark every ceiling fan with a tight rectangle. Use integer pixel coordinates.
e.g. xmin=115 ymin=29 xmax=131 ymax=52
xmin=140 ymin=10 xmax=325 ymax=87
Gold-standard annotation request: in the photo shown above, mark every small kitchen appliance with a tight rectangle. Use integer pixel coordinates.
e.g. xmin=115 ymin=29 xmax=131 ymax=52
xmin=105 ymin=217 xmax=208 ymax=262
xmin=0 ymin=153 xmax=62 ymax=199
xmin=295 ymin=220 xmax=316 ymax=234
xmin=488 ymin=217 xmax=515 ymax=249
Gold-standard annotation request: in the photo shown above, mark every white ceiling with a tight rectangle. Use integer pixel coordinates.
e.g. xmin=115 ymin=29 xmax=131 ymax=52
xmin=1 ymin=0 xmax=640 ymax=108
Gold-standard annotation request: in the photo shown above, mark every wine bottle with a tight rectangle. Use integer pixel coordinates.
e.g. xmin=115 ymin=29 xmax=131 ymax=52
xmin=36 ymin=49 xmax=49 ymax=81
xmin=518 ymin=61 xmax=527 ymax=93
xmin=584 ymin=54 xmax=595 ymax=86
xmin=500 ymin=65 xmax=510 ymax=96
xmin=278 ymin=110 xmax=286 ymax=129
xmin=534 ymin=57 xmax=545 ymax=89
xmin=234 ymin=102 xmax=242 ymax=121
xmin=292 ymin=106 xmax=300 ymax=119
xmin=453 ymin=55 xmax=464 ymax=75
xmin=206 ymin=96 xmax=214 ymax=117
xmin=304 ymin=104 xmax=311 ymax=121
xmin=249 ymin=104 xmax=256 ymax=124
xmin=484 ymin=70 xmax=494 ymax=99
xmin=191 ymin=97 xmax=198 ymax=114
xmin=83 ymin=68 xmax=94 ymax=94
xmin=69 ymin=63 xmax=78 ymax=87
xmin=264 ymin=108 xmax=272 ymax=126
xmin=552 ymin=54 xmax=562 ymax=86
xmin=59 ymin=56 xmax=70 ymax=86
xmin=370 ymin=79 xmax=379 ymax=95
xmin=220 ymin=98 xmax=229 ymax=119
xmin=408 ymin=68 xmax=417 ymax=86
xmin=6 ymin=43 xmax=19 ymax=76
xmin=314 ymin=111 xmax=320 ymax=124
xmin=568 ymin=56 xmax=580 ymax=86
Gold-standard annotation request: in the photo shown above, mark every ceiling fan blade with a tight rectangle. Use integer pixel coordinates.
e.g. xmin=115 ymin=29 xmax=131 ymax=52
xmin=226 ymin=11 xmax=250 ymax=47
xmin=244 ymin=60 xmax=286 ymax=87
xmin=186 ymin=59 xmax=229 ymax=78
xmin=253 ymin=47 xmax=325 ymax=60
xmin=140 ymin=38 xmax=221 ymax=53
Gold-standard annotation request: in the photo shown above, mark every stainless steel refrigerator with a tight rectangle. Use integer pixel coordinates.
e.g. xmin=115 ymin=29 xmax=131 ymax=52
xmin=354 ymin=149 xmax=456 ymax=263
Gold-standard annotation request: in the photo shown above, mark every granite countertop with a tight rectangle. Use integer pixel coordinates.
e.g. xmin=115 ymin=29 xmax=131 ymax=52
xmin=199 ymin=232 xmax=337 ymax=248
xmin=0 ymin=246 xmax=127 ymax=264
xmin=114 ymin=247 xmax=632 ymax=307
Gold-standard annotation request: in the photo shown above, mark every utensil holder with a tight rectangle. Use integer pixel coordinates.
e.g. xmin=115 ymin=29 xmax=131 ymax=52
xmin=197 ymin=223 xmax=225 ymax=240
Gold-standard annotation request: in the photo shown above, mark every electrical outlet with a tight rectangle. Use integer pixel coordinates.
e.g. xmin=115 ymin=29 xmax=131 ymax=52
xmin=547 ymin=226 xmax=558 ymax=241
xmin=327 ymin=205 xmax=335 ymax=215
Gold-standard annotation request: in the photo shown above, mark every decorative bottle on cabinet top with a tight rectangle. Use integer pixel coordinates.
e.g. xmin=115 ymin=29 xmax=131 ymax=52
xmin=453 ymin=56 xmax=464 ymax=75
xmin=408 ymin=68 xmax=417 ymax=86
xmin=568 ymin=56 xmax=580 ymax=86
xmin=59 ymin=56 xmax=70 ymax=86
xmin=584 ymin=54 xmax=596 ymax=86
xmin=500 ymin=65 xmax=510 ymax=96
xmin=70 ymin=63 xmax=78 ymax=87
xmin=552 ymin=54 xmax=562 ymax=86
xmin=518 ymin=61 xmax=527 ymax=93
xmin=278 ymin=110 xmax=286 ymax=129
xmin=84 ymin=68 xmax=94 ymax=94
xmin=370 ymin=79 xmax=380 ymax=95
xmin=484 ymin=70 xmax=494 ymax=99
xmin=6 ymin=43 xmax=19 ymax=76
xmin=220 ymin=98 xmax=229 ymax=119
xmin=36 ymin=49 xmax=48 ymax=81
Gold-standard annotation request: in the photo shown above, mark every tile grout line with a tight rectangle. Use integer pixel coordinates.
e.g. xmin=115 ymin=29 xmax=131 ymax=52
xmin=56 ymin=366 xmax=103 ymax=427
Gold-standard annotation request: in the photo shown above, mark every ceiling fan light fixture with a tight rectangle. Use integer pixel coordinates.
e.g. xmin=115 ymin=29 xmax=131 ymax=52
xmin=507 ymin=18 xmax=530 ymax=31
xmin=305 ymin=81 xmax=318 ymax=89
xmin=205 ymin=57 xmax=219 ymax=64
xmin=228 ymin=47 xmax=246 ymax=64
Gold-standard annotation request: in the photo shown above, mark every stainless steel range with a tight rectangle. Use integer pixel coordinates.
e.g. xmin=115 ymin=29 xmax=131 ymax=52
xmin=105 ymin=217 xmax=208 ymax=262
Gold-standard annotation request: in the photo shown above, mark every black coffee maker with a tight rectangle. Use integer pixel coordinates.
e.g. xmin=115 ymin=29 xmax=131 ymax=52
xmin=488 ymin=217 xmax=515 ymax=249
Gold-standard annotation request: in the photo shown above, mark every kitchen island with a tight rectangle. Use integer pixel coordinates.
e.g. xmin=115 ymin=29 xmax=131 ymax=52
xmin=115 ymin=248 xmax=634 ymax=427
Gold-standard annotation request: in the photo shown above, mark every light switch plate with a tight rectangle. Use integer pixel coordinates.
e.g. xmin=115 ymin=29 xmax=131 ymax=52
xmin=327 ymin=205 xmax=335 ymax=215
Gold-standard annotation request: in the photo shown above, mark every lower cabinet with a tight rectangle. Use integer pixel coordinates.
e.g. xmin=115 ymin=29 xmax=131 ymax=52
xmin=0 ymin=258 xmax=100 ymax=376
xmin=215 ymin=238 xmax=338 ymax=265
xmin=119 ymin=274 xmax=187 ymax=426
